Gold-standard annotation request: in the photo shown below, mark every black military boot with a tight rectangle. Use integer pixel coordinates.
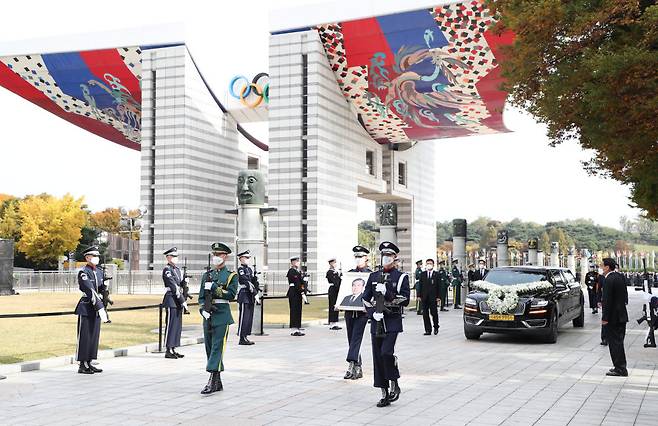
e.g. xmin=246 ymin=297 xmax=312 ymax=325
xmin=389 ymin=380 xmax=401 ymax=402
xmin=200 ymin=373 xmax=215 ymax=394
xmin=239 ymin=338 xmax=250 ymax=345
xmin=376 ymin=388 xmax=390 ymax=407
xmin=343 ymin=361 xmax=355 ymax=379
xmin=165 ymin=349 xmax=177 ymax=359
xmin=78 ymin=362 xmax=93 ymax=374
xmin=353 ymin=363 xmax=363 ymax=379
xmin=214 ymin=372 xmax=224 ymax=392
xmin=88 ymin=362 xmax=103 ymax=373
xmin=173 ymin=349 xmax=184 ymax=358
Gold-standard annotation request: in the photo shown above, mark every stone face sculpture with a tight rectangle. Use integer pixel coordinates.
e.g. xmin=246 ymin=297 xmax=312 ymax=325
xmin=237 ymin=170 xmax=265 ymax=206
xmin=528 ymin=238 xmax=538 ymax=249
xmin=378 ymin=203 xmax=397 ymax=226
xmin=497 ymin=230 xmax=508 ymax=244
xmin=452 ymin=219 xmax=467 ymax=238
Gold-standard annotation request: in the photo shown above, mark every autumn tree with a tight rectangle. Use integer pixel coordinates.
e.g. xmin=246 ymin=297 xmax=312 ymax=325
xmin=0 ymin=199 xmax=21 ymax=241
xmin=492 ymin=0 xmax=658 ymax=218
xmin=16 ymin=194 xmax=88 ymax=267
xmin=90 ymin=208 xmax=121 ymax=234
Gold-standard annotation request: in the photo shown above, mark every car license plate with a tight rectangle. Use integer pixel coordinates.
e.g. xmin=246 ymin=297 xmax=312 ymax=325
xmin=489 ymin=314 xmax=514 ymax=321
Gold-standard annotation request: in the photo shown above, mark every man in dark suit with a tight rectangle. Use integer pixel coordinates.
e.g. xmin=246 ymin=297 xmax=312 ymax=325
xmin=601 ymin=258 xmax=629 ymax=377
xmin=419 ymin=259 xmax=439 ymax=335
xmin=340 ymin=278 xmax=366 ymax=307
xmin=472 ymin=259 xmax=488 ymax=282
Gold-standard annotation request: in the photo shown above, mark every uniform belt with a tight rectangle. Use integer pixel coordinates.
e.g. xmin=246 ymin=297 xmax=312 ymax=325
xmin=289 ymin=284 xmax=295 ymax=287
xmin=212 ymin=299 xmax=230 ymax=304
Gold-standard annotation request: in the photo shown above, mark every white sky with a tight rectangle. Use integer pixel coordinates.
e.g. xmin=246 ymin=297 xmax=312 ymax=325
xmin=0 ymin=0 xmax=642 ymax=229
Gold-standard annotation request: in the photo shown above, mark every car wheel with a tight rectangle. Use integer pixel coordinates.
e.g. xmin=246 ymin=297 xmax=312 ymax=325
xmin=543 ymin=310 xmax=558 ymax=344
xmin=572 ymin=299 xmax=584 ymax=328
xmin=464 ymin=327 xmax=481 ymax=340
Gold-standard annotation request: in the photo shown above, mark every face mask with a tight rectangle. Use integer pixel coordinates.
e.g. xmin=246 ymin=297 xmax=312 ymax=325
xmin=212 ymin=256 xmax=225 ymax=266
xmin=241 ymin=257 xmax=251 ymax=266
xmin=426 ymin=264 xmax=434 ymax=270
xmin=382 ymin=256 xmax=394 ymax=266
xmin=170 ymin=256 xmax=178 ymax=265
xmin=356 ymin=257 xmax=366 ymax=267
xmin=90 ymin=257 xmax=100 ymax=266
xmin=479 ymin=265 xmax=485 ymax=269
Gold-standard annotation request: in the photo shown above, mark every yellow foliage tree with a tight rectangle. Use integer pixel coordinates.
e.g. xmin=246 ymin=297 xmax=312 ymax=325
xmin=0 ymin=199 xmax=21 ymax=240
xmin=90 ymin=208 xmax=121 ymax=234
xmin=16 ymin=194 xmax=88 ymax=265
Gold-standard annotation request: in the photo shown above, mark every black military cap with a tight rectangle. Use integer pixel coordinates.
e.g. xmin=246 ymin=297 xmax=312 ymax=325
xmin=352 ymin=245 xmax=370 ymax=257
xmin=237 ymin=250 xmax=251 ymax=258
xmin=438 ymin=260 xmax=446 ymax=265
xmin=211 ymin=242 xmax=231 ymax=254
xmin=426 ymin=258 xmax=435 ymax=264
xmin=452 ymin=259 xmax=459 ymax=264
xmin=163 ymin=247 xmax=178 ymax=256
xmin=468 ymin=263 xmax=475 ymax=267
xmin=290 ymin=256 xmax=300 ymax=262
xmin=416 ymin=259 xmax=423 ymax=265
xmin=379 ymin=241 xmax=399 ymax=255
xmin=83 ymin=246 xmax=100 ymax=256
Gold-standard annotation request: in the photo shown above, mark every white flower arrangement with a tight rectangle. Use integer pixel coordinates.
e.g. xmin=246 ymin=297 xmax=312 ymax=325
xmin=470 ymin=280 xmax=554 ymax=314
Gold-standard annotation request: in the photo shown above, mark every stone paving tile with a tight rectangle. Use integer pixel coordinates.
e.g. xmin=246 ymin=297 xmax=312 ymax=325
xmin=1 ymin=290 xmax=656 ymax=425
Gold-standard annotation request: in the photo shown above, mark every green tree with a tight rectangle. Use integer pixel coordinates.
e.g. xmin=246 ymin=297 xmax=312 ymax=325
xmin=493 ymin=0 xmax=658 ymax=218
xmin=539 ymin=232 xmax=551 ymax=253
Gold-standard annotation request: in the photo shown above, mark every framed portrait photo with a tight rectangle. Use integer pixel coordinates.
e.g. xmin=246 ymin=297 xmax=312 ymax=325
xmin=336 ymin=272 xmax=370 ymax=312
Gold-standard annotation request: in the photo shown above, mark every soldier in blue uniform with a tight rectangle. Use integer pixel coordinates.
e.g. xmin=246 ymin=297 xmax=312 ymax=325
xmin=287 ymin=256 xmax=306 ymax=336
xmin=162 ymin=247 xmax=188 ymax=359
xmin=74 ymin=246 xmax=111 ymax=374
xmin=343 ymin=245 xmax=372 ymax=380
xmin=236 ymin=250 xmax=259 ymax=345
xmin=362 ymin=241 xmax=410 ymax=407
xmin=326 ymin=257 xmax=342 ymax=331
xmin=198 ymin=242 xmax=239 ymax=395
xmin=437 ymin=260 xmax=450 ymax=311
xmin=451 ymin=259 xmax=463 ymax=309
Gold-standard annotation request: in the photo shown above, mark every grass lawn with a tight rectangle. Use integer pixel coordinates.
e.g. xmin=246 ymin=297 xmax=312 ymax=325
xmin=0 ymin=293 xmax=329 ymax=364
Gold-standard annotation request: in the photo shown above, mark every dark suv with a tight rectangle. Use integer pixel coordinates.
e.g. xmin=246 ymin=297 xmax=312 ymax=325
xmin=463 ymin=266 xmax=584 ymax=343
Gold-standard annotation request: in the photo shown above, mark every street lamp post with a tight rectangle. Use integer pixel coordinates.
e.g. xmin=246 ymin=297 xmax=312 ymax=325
xmin=119 ymin=206 xmax=147 ymax=294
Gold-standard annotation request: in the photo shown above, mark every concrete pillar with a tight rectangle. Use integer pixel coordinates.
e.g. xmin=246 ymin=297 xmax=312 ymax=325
xmin=550 ymin=242 xmax=559 ymax=267
xmin=567 ymin=246 xmax=576 ymax=273
xmin=527 ymin=238 xmax=538 ymax=265
xmin=0 ymin=239 xmax=15 ymax=295
xmin=580 ymin=249 xmax=589 ymax=286
xmin=453 ymin=219 xmax=467 ymax=302
xmin=537 ymin=251 xmax=545 ymax=266
xmin=378 ymin=203 xmax=398 ymax=246
xmin=496 ymin=230 xmax=509 ymax=267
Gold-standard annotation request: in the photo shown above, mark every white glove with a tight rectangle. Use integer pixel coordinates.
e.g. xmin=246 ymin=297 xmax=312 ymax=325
xmin=255 ymin=293 xmax=262 ymax=305
xmin=373 ymin=312 xmax=384 ymax=322
xmin=303 ymin=276 xmax=309 ymax=282
xmin=302 ymin=294 xmax=309 ymax=304
xmin=375 ymin=283 xmax=386 ymax=294
xmin=201 ymin=310 xmax=211 ymax=320
xmin=183 ymin=278 xmax=189 ymax=284
xmin=204 ymin=282 xmax=213 ymax=290
xmin=98 ymin=308 xmax=110 ymax=323
xmin=182 ymin=302 xmax=189 ymax=311
xmin=249 ymin=283 xmax=255 ymax=293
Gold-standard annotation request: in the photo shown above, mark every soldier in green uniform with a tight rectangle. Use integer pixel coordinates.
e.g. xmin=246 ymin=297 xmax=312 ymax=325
xmin=198 ymin=242 xmax=239 ymax=395
xmin=414 ymin=260 xmax=423 ymax=315
xmin=451 ymin=259 xmax=463 ymax=309
xmin=437 ymin=260 xmax=449 ymax=311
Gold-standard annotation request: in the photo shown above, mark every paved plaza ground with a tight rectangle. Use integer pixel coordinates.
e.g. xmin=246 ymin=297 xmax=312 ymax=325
xmin=1 ymin=289 xmax=657 ymax=426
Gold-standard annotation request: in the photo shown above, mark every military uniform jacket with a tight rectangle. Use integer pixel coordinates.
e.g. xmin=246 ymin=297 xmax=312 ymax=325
xmin=585 ymin=271 xmax=599 ymax=290
xmin=348 ymin=267 xmax=372 ymax=273
xmin=162 ymin=264 xmax=186 ymax=308
xmin=437 ymin=268 xmax=450 ymax=287
xmin=326 ymin=268 xmax=341 ymax=289
xmin=237 ymin=265 xmax=258 ymax=304
xmin=287 ymin=268 xmax=304 ymax=295
xmin=362 ymin=268 xmax=410 ymax=334
xmin=451 ymin=266 xmax=463 ymax=285
xmin=198 ymin=266 xmax=239 ymax=326
xmin=74 ymin=265 xmax=106 ymax=317
xmin=414 ymin=267 xmax=423 ymax=291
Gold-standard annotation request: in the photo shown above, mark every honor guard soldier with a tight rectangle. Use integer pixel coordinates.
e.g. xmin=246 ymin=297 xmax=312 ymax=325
xmin=585 ymin=264 xmax=600 ymax=314
xmin=343 ymin=245 xmax=373 ymax=380
xmin=326 ymin=257 xmax=342 ymax=330
xmin=451 ymin=259 xmax=464 ymax=309
xmin=198 ymin=242 xmax=239 ymax=395
xmin=74 ymin=246 xmax=111 ymax=374
xmin=414 ymin=260 xmax=423 ymax=315
xmin=437 ymin=260 xmax=450 ymax=311
xmin=237 ymin=250 xmax=259 ymax=345
xmin=362 ymin=241 xmax=410 ymax=407
xmin=162 ymin=247 xmax=189 ymax=359
xmin=287 ymin=256 xmax=305 ymax=336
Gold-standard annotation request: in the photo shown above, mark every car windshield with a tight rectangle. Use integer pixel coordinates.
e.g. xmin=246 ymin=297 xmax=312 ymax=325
xmin=484 ymin=269 xmax=550 ymax=286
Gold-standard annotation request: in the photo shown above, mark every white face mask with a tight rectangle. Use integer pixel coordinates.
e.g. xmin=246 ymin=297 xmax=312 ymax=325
xmin=90 ymin=256 xmax=100 ymax=266
xmin=426 ymin=264 xmax=434 ymax=270
xmin=356 ymin=257 xmax=366 ymax=267
xmin=479 ymin=264 xmax=485 ymax=269
xmin=382 ymin=255 xmax=395 ymax=266
xmin=212 ymin=256 xmax=225 ymax=266
xmin=169 ymin=256 xmax=178 ymax=265
xmin=241 ymin=257 xmax=251 ymax=265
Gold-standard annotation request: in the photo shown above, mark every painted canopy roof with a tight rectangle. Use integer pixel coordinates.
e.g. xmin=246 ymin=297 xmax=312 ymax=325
xmin=0 ymin=47 xmax=143 ymax=150
xmin=316 ymin=0 xmax=513 ymax=143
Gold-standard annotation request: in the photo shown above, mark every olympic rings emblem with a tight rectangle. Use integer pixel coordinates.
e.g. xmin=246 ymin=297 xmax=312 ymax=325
xmin=229 ymin=73 xmax=269 ymax=108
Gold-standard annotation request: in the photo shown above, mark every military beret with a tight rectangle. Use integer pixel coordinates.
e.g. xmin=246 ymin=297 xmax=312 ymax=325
xmin=352 ymin=245 xmax=370 ymax=257
xmin=163 ymin=247 xmax=178 ymax=256
xmin=83 ymin=246 xmax=100 ymax=256
xmin=211 ymin=242 xmax=231 ymax=254
xmin=379 ymin=241 xmax=399 ymax=255
xmin=237 ymin=250 xmax=250 ymax=258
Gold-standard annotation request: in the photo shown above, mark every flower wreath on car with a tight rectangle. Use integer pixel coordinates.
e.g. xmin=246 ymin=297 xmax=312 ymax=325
xmin=470 ymin=280 xmax=554 ymax=314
